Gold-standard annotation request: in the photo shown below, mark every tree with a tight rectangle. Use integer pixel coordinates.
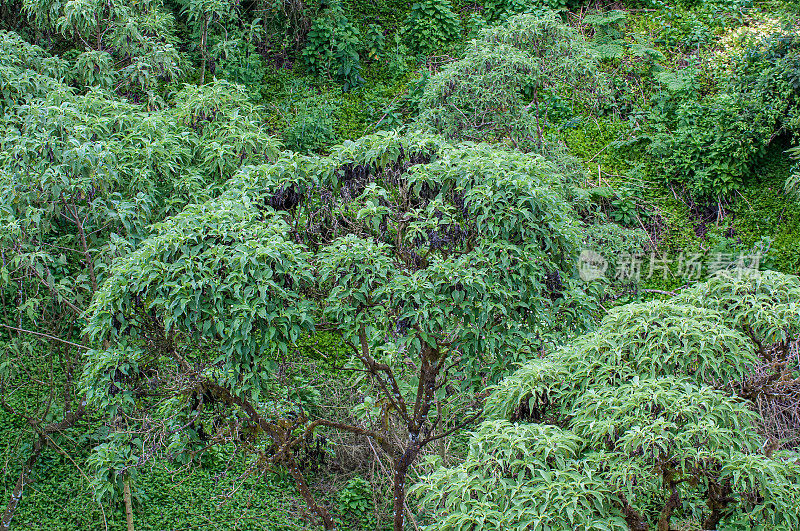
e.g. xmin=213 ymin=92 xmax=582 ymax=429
xmin=182 ymin=0 xmax=238 ymax=83
xmin=80 ymin=130 xmax=638 ymax=529
xmin=0 ymin=36 xmax=279 ymax=526
xmin=22 ymin=0 xmax=183 ymax=95
xmin=417 ymin=11 xmax=602 ymax=151
xmin=0 ymin=31 xmax=68 ymax=109
xmin=414 ymin=270 xmax=800 ymax=530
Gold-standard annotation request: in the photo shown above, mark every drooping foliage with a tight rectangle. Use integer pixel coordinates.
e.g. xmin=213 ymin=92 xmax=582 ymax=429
xmin=21 ymin=0 xmax=182 ymax=95
xmin=79 ymin=130 xmax=642 ymax=529
xmin=2 ymin=1 xmax=800 ymax=529
xmin=0 ymin=36 xmax=280 ymax=527
xmin=0 ymin=74 xmax=280 ymax=307
xmin=418 ymin=11 xmax=602 ymax=150
xmin=0 ymin=31 xmax=69 ymax=108
xmin=415 ymin=270 xmax=800 ymax=530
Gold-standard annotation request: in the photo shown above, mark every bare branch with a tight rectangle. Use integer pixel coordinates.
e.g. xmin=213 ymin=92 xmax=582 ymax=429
xmin=0 ymin=323 xmax=86 ymax=350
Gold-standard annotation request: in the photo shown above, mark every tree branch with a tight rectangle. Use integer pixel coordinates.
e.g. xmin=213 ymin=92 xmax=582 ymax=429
xmin=421 ymin=410 xmax=481 ymax=447
xmin=0 ymin=323 xmax=86 ymax=350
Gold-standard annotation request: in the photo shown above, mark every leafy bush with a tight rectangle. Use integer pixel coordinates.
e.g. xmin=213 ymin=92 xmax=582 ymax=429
xmin=302 ymin=0 xmax=364 ymax=91
xmin=75 ymin=50 xmax=115 ymax=88
xmin=0 ymin=63 xmax=280 ymax=527
xmin=87 ymin=434 xmax=141 ymax=504
xmin=21 ymin=0 xmax=183 ymax=94
xmin=733 ymin=31 xmax=800 ymax=132
xmin=211 ymin=33 xmax=268 ymax=90
xmin=0 ymin=44 xmax=245 ymax=529
xmin=415 ymin=270 xmax=800 ymax=530
xmin=282 ymin=100 xmax=339 ymax=153
xmin=173 ymin=80 xmax=281 ymax=179
xmin=0 ymin=31 xmax=70 ymax=109
xmin=417 ymin=11 xmax=601 ymax=150
xmin=637 ymin=28 xmax=800 ymax=201
xmin=363 ymin=23 xmax=386 ymax=61
xmin=182 ymin=0 xmax=239 ymax=82
xmin=584 ymin=10 xmax=628 ymax=61
xmin=645 ymin=90 xmax=769 ymax=199
xmin=731 ymin=31 xmax=800 ymax=196
xmin=337 ymin=477 xmax=372 ymax=525
xmin=786 ymin=145 xmax=800 ymax=197
xmin=401 ymin=0 xmax=461 ymax=55
xmin=483 ymin=0 xmax=567 ymax=22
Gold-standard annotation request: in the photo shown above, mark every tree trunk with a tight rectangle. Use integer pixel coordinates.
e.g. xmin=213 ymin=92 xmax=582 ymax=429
xmin=391 ymin=345 xmax=439 ymax=530
xmin=392 ymin=444 xmax=420 ymax=531
xmin=201 ymin=19 xmax=209 ymax=85
xmin=287 ymin=456 xmax=335 ymax=530
xmin=0 ymin=436 xmax=44 ymax=531
xmin=702 ymin=480 xmax=734 ymax=530
xmin=123 ymin=475 xmax=134 ymax=531
xmin=657 ymin=484 xmax=680 ymax=531
xmin=617 ymin=491 xmax=649 ymax=531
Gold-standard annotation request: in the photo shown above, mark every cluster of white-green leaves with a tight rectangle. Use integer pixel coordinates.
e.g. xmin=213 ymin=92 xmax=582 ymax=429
xmin=0 ymin=29 xmax=281 ymax=305
xmin=417 ymin=11 xmax=601 ymax=151
xmin=414 ymin=269 xmax=800 ymax=530
xmin=20 ymin=0 xmax=182 ymax=95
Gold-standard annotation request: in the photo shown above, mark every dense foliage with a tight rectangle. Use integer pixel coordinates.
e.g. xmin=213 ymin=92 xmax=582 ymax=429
xmin=1 ymin=1 xmax=800 ymax=530
xmin=416 ymin=270 xmax=800 ymax=530
xmin=634 ymin=18 xmax=800 ymax=202
xmin=78 ymin=130 xmax=642 ymax=529
xmin=418 ymin=12 xmax=600 ymax=150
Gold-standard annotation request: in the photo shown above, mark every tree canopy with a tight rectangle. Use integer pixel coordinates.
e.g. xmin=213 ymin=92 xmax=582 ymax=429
xmin=78 ymin=129 xmax=642 ymax=528
xmin=415 ymin=270 xmax=800 ymax=530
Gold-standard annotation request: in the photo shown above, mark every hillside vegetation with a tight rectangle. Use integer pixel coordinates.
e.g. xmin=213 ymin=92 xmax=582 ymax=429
xmin=1 ymin=0 xmax=799 ymax=529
